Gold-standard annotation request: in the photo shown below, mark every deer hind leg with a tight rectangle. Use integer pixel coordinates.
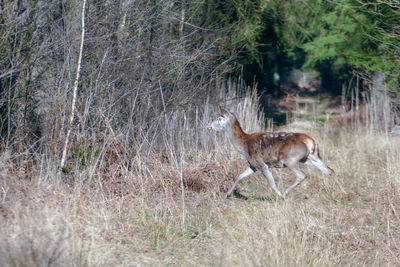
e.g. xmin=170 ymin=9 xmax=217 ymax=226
xmin=284 ymin=162 xmax=306 ymax=196
xmin=306 ymin=154 xmax=347 ymax=194
xmin=260 ymin=163 xmax=283 ymax=197
xmin=225 ymin=167 xmax=254 ymax=198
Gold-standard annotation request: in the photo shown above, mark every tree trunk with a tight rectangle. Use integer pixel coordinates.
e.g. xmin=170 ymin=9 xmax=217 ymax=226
xmin=60 ymin=0 xmax=87 ymax=170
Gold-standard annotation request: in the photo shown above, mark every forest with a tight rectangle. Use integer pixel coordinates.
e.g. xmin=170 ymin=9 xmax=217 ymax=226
xmin=0 ymin=0 xmax=399 ymax=265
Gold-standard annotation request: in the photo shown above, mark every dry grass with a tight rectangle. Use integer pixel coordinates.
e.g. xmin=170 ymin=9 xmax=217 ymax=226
xmin=1 ymin=88 xmax=399 ymax=266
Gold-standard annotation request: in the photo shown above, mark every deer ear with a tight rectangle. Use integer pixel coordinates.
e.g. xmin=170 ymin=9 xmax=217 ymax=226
xmin=220 ymin=107 xmax=230 ymax=116
xmin=220 ymin=107 xmax=236 ymax=118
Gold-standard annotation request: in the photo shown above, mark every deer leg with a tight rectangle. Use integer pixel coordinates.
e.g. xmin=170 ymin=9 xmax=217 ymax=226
xmin=260 ymin=163 xmax=283 ymax=197
xmin=284 ymin=163 xmax=306 ymax=196
xmin=225 ymin=167 xmax=254 ymax=198
xmin=327 ymin=166 xmax=347 ymax=194
xmin=306 ymin=155 xmax=347 ymax=194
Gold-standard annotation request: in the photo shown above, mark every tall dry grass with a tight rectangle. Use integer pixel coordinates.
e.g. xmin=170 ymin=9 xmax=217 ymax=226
xmin=1 ymin=83 xmax=400 ymax=266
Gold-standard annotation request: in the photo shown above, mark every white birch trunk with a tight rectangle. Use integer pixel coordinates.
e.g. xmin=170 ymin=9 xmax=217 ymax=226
xmin=60 ymin=0 xmax=87 ymax=170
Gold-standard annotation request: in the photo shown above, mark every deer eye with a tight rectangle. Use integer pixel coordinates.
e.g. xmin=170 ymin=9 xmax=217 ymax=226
xmin=218 ymin=117 xmax=223 ymax=122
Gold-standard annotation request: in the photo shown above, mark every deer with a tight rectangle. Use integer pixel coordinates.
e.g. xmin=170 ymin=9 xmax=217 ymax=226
xmin=207 ymin=108 xmax=347 ymax=198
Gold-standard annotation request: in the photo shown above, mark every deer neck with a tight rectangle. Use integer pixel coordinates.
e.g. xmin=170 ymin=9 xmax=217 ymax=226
xmin=226 ymin=119 xmax=249 ymax=157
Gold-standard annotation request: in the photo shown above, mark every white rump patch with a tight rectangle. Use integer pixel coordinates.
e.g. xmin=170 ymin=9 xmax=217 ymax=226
xmin=303 ymin=139 xmax=314 ymax=154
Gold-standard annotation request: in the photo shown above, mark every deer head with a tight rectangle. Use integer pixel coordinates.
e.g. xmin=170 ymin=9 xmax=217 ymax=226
xmin=207 ymin=108 xmax=235 ymax=131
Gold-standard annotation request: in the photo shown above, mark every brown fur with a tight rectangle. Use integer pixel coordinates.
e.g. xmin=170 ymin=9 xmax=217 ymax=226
xmin=230 ymin=117 xmax=318 ymax=169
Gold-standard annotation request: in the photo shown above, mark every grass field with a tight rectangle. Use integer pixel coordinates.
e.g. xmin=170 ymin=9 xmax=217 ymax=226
xmin=0 ymin=90 xmax=399 ymax=266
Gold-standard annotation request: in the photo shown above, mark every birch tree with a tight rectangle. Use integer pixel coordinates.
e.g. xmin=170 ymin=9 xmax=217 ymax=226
xmin=60 ymin=0 xmax=87 ymax=170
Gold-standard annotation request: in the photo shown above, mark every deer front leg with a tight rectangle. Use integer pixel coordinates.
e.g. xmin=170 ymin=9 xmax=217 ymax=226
xmin=260 ymin=163 xmax=283 ymax=198
xmin=225 ymin=167 xmax=254 ymax=198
